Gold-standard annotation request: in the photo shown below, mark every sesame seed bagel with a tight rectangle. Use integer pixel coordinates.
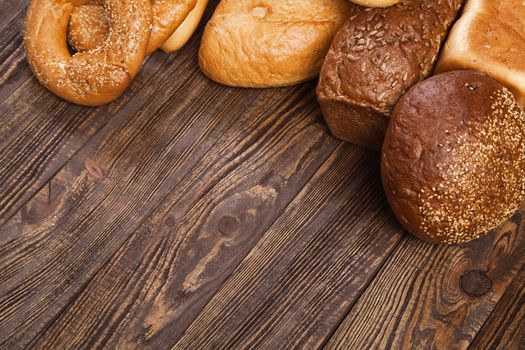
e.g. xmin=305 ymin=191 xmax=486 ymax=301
xmin=24 ymin=0 xmax=152 ymax=106
xmin=68 ymin=0 xmax=197 ymax=54
xmin=381 ymin=70 xmax=525 ymax=245
xmin=68 ymin=3 xmax=109 ymax=53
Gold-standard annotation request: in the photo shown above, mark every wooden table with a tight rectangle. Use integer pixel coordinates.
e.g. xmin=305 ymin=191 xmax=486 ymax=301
xmin=1 ymin=1 xmax=525 ymax=349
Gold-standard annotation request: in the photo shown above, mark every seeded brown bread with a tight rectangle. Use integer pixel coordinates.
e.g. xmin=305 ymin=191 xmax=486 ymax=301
xmin=198 ymin=0 xmax=352 ymax=88
xmin=382 ymin=71 xmax=525 ymax=245
xmin=316 ymin=0 xmax=464 ymax=150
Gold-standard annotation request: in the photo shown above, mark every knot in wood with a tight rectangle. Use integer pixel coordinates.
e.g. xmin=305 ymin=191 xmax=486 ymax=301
xmin=460 ymin=270 xmax=492 ymax=297
xmin=165 ymin=216 xmax=176 ymax=228
xmin=218 ymin=216 xmax=238 ymax=235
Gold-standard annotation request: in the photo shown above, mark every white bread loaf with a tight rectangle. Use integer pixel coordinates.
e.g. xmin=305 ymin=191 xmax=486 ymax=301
xmin=198 ymin=0 xmax=351 ymax=88
xmin=435 ymin=0 xmax=525 ymax=108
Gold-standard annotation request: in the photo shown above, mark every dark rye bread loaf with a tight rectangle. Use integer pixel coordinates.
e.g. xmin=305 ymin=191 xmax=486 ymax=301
xmin=316 ymin=0 xmax=464 ymax=150
xmin=382 ymin=71 xmax=525 ymax=245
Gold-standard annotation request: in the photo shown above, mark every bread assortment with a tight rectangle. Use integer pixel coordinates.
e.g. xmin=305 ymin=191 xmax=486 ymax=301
xmin=382 ymin=71 xmax=525 ymax=244
xmin=198 ymin=0 xmax=351 ymax=88
xmin=435 ymin=0 xmax=525 ymax=108
xmin=24 ymin=0 xmax=525 ymax=244
xmin=316 ymin=0 xmax=464 ymax=150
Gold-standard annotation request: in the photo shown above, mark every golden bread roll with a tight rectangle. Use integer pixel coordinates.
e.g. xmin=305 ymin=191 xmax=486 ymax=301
xmin=198 ymin=0 xmax=352 ymax=88
xmin=435 ymin=0 xmax=525 ymax=108
xmin=349 ymin=0 xmax=399 ymax=8
xmin=382 ymin=71 xmax=525 ymax=245
xmin=68 ymin=0 xmax=197 ymax=54
xmin=25 ymin=0 xmax=151 ymax=106
xmin=161 ymin=0 xmax=208 ymax=53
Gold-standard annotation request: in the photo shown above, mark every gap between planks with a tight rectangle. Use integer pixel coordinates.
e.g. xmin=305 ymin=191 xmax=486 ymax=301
xmin=316 ymin=236 xmax=405 ymax=350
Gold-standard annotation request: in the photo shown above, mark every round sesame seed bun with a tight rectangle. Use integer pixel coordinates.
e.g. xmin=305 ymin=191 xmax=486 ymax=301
xmin=381 ymin=70 xmax=525 ymax=245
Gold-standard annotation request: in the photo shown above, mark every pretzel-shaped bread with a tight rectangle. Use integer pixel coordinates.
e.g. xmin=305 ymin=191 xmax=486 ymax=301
xmin=24 ymin=0 xmax=152 ymax=106
xmin=68 ymin=0 xmax=197 ymax=54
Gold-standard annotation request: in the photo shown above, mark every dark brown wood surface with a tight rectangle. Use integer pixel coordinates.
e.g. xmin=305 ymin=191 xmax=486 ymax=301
xmin=1 ymin=1 xmax=524 ymax=349
xmin=470 ymin=264 xmax=525 ymax=349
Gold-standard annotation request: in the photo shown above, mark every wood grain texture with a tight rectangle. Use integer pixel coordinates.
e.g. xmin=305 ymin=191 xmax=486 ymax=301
xmin=173 ymin=144 xmax=404 ymax=350
xmin=0 ymin=33 xmax=267 ymax=348
xmin=28 ymin=84 xmax=340 ymax=350
xmin=326 ymin=210 xmax=525 ymax=350
xmin=0 ymin=3 xmax=218 ymax=227
xmin=0 ymin=15 xmax=31 ymax=105
xmin=470 ymin=265 xmax=525 ymax=349
xmin=0 ymin=0 xmax=29 ymax=32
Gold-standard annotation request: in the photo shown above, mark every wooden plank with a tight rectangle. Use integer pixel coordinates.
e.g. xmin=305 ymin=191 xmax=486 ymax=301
xmin=0 ymin=15 xmax=32 ymax=105
xmin=325 ymin=211 xmax=525 ymax=350
xmin=28 ymin=86 xmax=340 ymax=349
xmin=470 ymin=265 xmax=525 ymax=349
xmin=0 ymin=61 xmax=266 ymax=349
xmin=0 ymin=0 xmax=29 ymax=31
xmin=0 ymin=2 xmax=219 ymax=226
xmin=171 ymin=144 xmax=404 ymax=350
xmin=0 ymin=79 xmax=339 ymax=348
xmin=0 ymin=53 xmax=181 ymax=225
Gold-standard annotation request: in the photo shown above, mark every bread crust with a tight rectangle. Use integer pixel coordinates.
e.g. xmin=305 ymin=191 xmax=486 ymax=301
xmin=161 ymin=0 xmax=208 ymax=53
xmin=68 ymin=3 xmax=109 ymax=53
xmin=349 ymin=0 xmax=399 ymax=8
xmin=198 ymin=0 xmax=352 ymax=88
xmin=317 ymin=0 xmax=464 ymax=150
xmin=24 ymin=0 xmax=151 ymax=106
xmin=68 ymin=0 xmax=197 ymax=54
xmin=435 ymin=0 xmax=525 ymax=108
xmin=382 ymin=71 xmax=525 ymax=245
